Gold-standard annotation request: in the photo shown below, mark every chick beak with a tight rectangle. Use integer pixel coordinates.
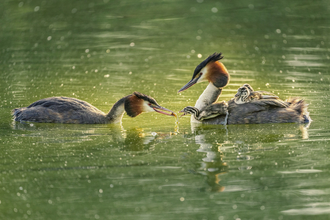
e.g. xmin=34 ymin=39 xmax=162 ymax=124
xmin=152 ymin=105 xmax=176 ymax=117
xmin=178 ymin=76 xmax=200 ymax=93
xmin=179 ymin=109 xmax=187 ymax=117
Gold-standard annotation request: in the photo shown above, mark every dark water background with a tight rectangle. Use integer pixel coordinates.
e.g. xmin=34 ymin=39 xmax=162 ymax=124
xmin=1 ymin=0 xmax=330 ymax=219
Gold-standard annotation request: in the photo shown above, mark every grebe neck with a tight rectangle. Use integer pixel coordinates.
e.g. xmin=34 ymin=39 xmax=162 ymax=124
xmin=191 ymin=82 xmax=222 ymax=123
xmin=194 ymin=83 xmax=221 ymax=109
xmin=106 ymin=96 xmax=127 ymax=124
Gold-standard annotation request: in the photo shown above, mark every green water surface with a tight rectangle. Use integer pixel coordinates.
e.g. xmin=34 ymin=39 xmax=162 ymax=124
xmin=1 ymin=0 xmax=330 ymax=219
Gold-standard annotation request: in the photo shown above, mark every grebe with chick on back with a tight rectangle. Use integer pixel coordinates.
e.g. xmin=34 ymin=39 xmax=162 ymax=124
xmin=178 ymin=53 xmax=311 ymax=125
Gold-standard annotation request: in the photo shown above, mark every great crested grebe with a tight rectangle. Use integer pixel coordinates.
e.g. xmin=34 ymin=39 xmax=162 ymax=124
xmin=178 ymin=53 xmax=311 ymax=125
xmin=13 ymin=92 xmax=176 ymax=124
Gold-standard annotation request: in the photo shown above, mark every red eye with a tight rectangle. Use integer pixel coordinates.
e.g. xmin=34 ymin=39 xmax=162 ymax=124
xmin=200 ymin=72 xmax=203 ymax=75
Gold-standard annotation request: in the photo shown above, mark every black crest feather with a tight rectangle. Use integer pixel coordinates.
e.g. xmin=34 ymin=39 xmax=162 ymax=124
xmin=133 ymin=92 xmax=159 ymax=106
xmin=192 ymin=52 xmax=224 ymax=79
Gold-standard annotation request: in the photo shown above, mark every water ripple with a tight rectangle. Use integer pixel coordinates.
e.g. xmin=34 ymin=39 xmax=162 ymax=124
xmin=282 ymin=203 xmax=330 ymax=215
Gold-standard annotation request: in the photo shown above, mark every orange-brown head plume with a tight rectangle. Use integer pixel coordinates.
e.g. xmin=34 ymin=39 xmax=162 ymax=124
xmin=206 ymin=61 xmax=230 ymax=88
xmin=124 ymin=93 xmax=146 ymax=117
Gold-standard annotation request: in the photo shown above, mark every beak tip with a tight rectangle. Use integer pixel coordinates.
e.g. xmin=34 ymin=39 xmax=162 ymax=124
xmin=153 ymin=106 xmax=176 ymax=117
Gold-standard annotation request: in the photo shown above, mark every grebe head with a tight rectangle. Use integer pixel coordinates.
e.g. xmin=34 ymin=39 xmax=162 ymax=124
xmin=179 ymin=106 xmax=199 ymax=117
xmin=125 ymin=92 xmax=176 ymax=117
xmin=234 ymin=85 xmax=251 ymax=104
xmin=178 ymin=52 xmax=229 ymax=92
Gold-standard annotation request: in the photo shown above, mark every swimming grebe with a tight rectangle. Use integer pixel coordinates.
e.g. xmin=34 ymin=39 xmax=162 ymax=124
xmin=12 ymin=92 xmax=176 ymax=124
xmin=178 ymin=52 xmax=311 ymax=125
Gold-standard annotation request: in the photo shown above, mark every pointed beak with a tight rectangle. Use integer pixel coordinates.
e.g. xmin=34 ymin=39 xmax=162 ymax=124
xmin=178 ymin=77 xmax=200 ymax=93
xmin=178 ymin=109 xmax=187 ymax=117
xmin=152 ymin=105 xmax=177 ymax=117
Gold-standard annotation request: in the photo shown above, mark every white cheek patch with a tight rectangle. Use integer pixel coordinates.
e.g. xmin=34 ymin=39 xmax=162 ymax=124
xmin=197 ymin=67 xmax=207 ymax=83
xmin=142 ymin=101 xmax=155 ymax=113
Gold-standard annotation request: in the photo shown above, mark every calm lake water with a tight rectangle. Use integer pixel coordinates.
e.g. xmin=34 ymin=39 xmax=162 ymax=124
xmin=1 ymin=0 xmax=330 ymax=219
